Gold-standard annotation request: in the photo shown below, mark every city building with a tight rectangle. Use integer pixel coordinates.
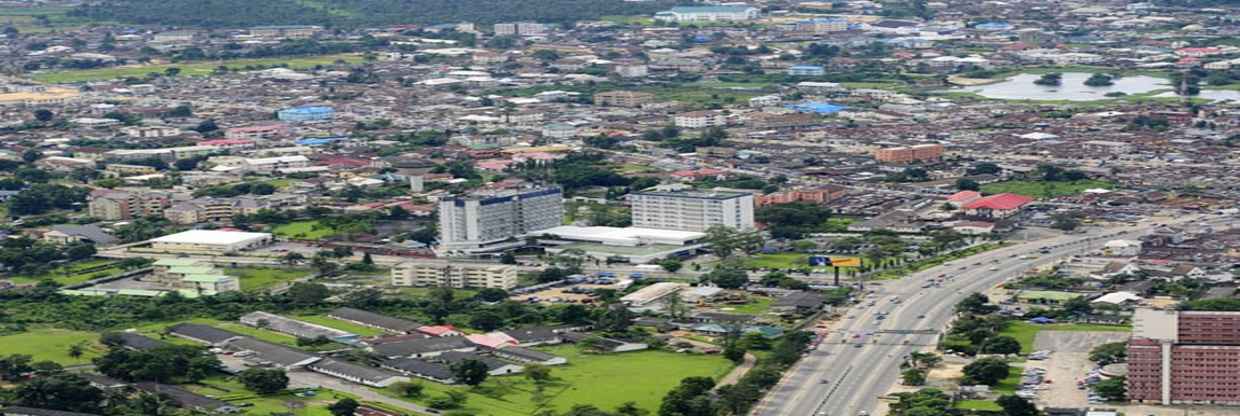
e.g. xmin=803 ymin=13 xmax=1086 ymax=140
xmin=120 ymin=126 xmax=182 ymax=138
xmin=277 ymin=105 xmax=334 ymax=122
xmin=249 ymin=25 xmax=322 ymax=39
xmin=593 ymin=91 xmax=655 ymax=107
xmin=88 ymin=189 xmax=171 ymax=220
xmin=437 ymin=187 xmax=563 ymax=253
xmin=873 ymin=144 xmax=945 ymax=164
xmin=655 ymin=5 xmax=760 ymax=23
xmin=526 ymin=225 xmax=707 ymax=264
xmin=148 ymin=259 xmax=242 ymax=297
xmin=796 ymin=18 xmax=849 ymax=33
xmin=629 ymin=190 xmax=755 ymax=232
xmin=962 ymin=193 xmax=1034 ymax=219
xmin=148 ymin=230 xmax=273 ymax=254
xmin=672 ymin=111 xmax=728 ymax=129
xmin=1129 ymin=308 xmax=1240 ymax=405
xmin=224 ymin=124 xmax=290 ymax=140
xmin=391 ymin=263 xmax=518 ymax=290
xmin=493 ymin=22 xmax=546 ymax=36
xmin=787 ymin=64 xmax=827 ymax=76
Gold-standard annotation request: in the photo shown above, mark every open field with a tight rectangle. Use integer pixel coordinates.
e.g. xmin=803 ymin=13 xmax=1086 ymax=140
xmin=726 ymin=297 xmax=773 ymax=315
xmin=0 ymin=6 xmax=107 ymax=33
xmin=190 ymin=376 xmax=360 ymax=416
xmin=273 ymin=220 xmax=339 ymax=240
xmin=229 ymin=267 xmax=312 ymax=292
xmin=0 ymin=328 xmax=105 ymax=365
xmin=385 ymin=345 xmax=734 ymax=415
xmin=294 ymin=315 xmax=386 ymax=337
xmin=1000 ymin=322 xmax=1131 ymax=354
xmin=6 ymin=259 xmax=123 ymax=286
xmin=31 ymin=54 xmax=364 ymax=83
xmin=981 ymin=180 xmax=1114 ymax=199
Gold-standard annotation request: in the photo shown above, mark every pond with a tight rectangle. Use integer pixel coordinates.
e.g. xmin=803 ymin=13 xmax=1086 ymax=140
xmin=952 ymin=72 xmax=1170 ymax=101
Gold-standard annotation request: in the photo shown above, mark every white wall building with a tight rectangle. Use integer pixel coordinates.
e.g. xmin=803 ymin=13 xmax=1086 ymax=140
xmin=391 ymin=263 xmax=518 ymax=289
xmin=629 ymin=190 xmax=755 ymax=232
xmin=438 ymin=187 xmax=563 ymax=253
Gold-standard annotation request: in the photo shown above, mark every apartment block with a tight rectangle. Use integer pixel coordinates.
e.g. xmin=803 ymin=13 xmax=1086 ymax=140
xmin=391 ymin=263 xmax=518 ymax=290
xmin=88 ymin=189 xmax=172 ymax=220
xmin=672 ymin=111 xmax=728 ymax=129
xmin=438 ymin=187 xmax=563 ymax=253
xmin=593 ymin=91 xmax=655 ymax=108
xmin=1128 ymin=308 xmax=1240 ymax=405
xmin=629 ymin=190 xmax=755 ymax=232
xmin=873 ymin=143 xmax=944 ymax=164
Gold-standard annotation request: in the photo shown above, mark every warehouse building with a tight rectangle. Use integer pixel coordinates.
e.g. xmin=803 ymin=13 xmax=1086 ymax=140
xmin=148 ymin=230 xmax=273 ymax=254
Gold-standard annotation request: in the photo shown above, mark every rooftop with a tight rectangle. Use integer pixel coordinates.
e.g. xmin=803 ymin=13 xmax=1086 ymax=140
xmin=150 ymin=230 xmax=272 ymax=245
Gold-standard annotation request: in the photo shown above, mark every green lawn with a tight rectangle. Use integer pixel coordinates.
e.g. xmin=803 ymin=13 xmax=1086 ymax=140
xmin=272 ymin=220 xmax=340 ymax=240
xmin=32 ymin=54 xmax=365 ymax=83
xmin=981 ymin=180 xmax=1113 ymax=199
xmin=727 ymin=297 xmax=773 ymax=315
xmin=229 ymin=267 xmax=311 ymax=292
xmin=999 ymin=322 xmax=1131 ymax=354
xmin=384 ymin=345 xmax=734 ymax=415
xmin=189 ymin=376 xmax=359 ymax=416
xmin=294 ymin=315 xmax=386 ymax=337
xmin=955 ymin=399 xmax=1002 ymax=411
xmin=992 ymin=361 xmax=1026 ymax=394
xmin=7 ymin=259 xmax=124 ymax=286
xmin=0 ymin=328 xmax=105 ymax=365
xmin=599 ymin=15 xmax=655 ymax=25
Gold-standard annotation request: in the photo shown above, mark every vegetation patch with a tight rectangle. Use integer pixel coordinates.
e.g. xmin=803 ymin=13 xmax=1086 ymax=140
xmin=0 ymin=328 xmax=104 ymax=365
xmin=981 ymin=179 xmax=1114 ymax=199
xmin=230 ymin=267 xmax=312 ymax=292
xmin=32 ymin=54 xmax=365 ymax=83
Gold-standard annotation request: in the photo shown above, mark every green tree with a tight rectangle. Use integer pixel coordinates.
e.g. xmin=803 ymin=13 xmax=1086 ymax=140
xmin=962 ymin=357 xmax=1010 ymax=386
xmin=394 ymin=381 xmax=424 ymax=398
xmin=287 ymin=282 xmax=330 ymax=305
xmin=1089 ymin=342 xmax=1128 ymax=366
xmin=451 ymin=359 xmax=490 ymax=386
xmin=328 ymin=398 xmax=359 ymax=416
xmin=996 ymin=395 xmax=1039 ymax=416
xmin=657 ymin=258 xmax=683 ymax=273
xmin=33 ymin=109 xmax=54 ymax=122
xmin=956 ymin=178 xmax=980 ymax=191
xmin=703 ymin=266 xmax=749 ymax=289
xmin=13 ymin=373 xmax=105 ymax=414
xmin=901 ymin=368 xmax=926 ymax=386
xmin=238 ymin=368 xmax=288 ymax=394
xmin=980 ymin=335 xmax=1022 ymax=355
xmin=1093 ymin=377 xmax=1126 ymax=401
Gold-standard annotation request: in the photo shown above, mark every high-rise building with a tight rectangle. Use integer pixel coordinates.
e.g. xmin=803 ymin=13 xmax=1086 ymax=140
xmin=391 ymin=262 xmax=518 ymax=290
xmin=873 ymin=144 xmax=944 ymax=164
xmin=437 ymin=187 xmax=563 ymax=253
xmin=1128 ymin=308 xmax=1240 ymax=405
xmin=88 ymin=189 xmax=172 ymax=220
xmin=629 ymin=190 xmax=755 ymax=232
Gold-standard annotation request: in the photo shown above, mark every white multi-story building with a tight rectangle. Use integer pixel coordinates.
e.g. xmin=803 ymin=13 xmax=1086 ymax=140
xmin=655 ymin=5 xmax=760 ymax=23
xmin=438 ymin=187 xmax=563 ymax=253
xmin=672 ymin=111 xmax=728 ymax=129
xmin=391 ymin=263 xmax=518 ymax=290
xmin=629 ymin=190 xmax=755 ymax=232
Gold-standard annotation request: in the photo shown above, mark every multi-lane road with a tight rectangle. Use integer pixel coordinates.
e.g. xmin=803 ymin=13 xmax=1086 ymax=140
xmin=752 ymin=217 xmax=1214 ymax=416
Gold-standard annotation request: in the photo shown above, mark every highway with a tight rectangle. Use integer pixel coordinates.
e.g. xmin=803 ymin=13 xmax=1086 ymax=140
xmin=751 ymin=216 xmax=1213 ymax=416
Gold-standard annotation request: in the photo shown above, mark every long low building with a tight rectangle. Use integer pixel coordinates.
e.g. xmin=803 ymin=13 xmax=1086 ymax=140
xmin=149 ymin=230 xmax=273 ymax=254
xmin=527 ymin=226 xmax=706 ymax=264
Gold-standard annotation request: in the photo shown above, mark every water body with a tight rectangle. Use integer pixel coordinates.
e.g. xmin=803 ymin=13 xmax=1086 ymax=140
xmin=954 ymin=72 xmax=1170 ymax=101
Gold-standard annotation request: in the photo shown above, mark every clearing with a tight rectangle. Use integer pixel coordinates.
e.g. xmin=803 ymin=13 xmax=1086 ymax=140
xmin=1000 ymin=322 xmax=1130 ymax=354
xmin=981 ymin=180 xmax=1113 ymax=199
xmin=228 ymin=267 xmax=312 ymax=292
xmin=385 ymin=345 xmax=734 ymax=415
xmin=32 ymin=54 xmax=364 ymax=83
xmin=0 ymin=328 xmax=105 ymax=365
xmin=273 ymin=220 xmax=339 ymax=240
xmin=6 ymin=259 xmax=124 ymax=286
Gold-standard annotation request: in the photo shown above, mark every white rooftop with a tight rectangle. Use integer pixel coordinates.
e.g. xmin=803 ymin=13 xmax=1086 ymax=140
xmin=151 ymin=230 xmax=272 ymax=245
xmin=533 ymin=226 xmax=705 ymax=246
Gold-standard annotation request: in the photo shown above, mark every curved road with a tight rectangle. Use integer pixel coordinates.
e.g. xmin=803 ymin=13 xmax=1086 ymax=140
xmin=752 ymin=216 xmax=1214 ymax=416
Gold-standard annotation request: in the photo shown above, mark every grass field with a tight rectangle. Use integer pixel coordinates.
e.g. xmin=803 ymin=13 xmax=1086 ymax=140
xmin=0 ymin=328 xmax=105 ymax=365
xmin=981 ymin=180 xmax=1114 ymax=199
xmin=385 ymin=345 xmax=734 ymax=415
xmin=999 ymin=322 xmax=1131 ymax=354
xmin=273 ymin=220 xmax=339 ymax=240
xmin=726 ymin=297 xmax=773 ymax=315
xmin=229 ymin=267 xmax=311 ymax=292
xmin=955 ymin=399 xmax=1003 ymax=411
xmin=7 ymin=259 xmax=123 ymax=286
xmin=189 ymin=377 xmax=359 ymax=416
xmin=0 ymin=6 xmax=105 ymax=33
xmin=294 ymin=315 xmax=386 ymax=337
xmin=32 ymin=54 xmax=364 ymax=83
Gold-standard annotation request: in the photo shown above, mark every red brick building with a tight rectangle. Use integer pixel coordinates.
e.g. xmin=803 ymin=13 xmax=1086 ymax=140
xmin=872 ymin=143 xmax=943 ymax=164
xmin=1128 ymin=309 xmax=1240 ymax=405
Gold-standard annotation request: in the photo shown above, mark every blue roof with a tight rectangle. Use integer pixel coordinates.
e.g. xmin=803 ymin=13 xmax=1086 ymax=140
xmin=784 ymin=102 xmax=846 ymax=114
xmin=296 ymin=136 xmax=346 ymax=146
xmin=790 ymin=64 xmax=824 ymax=69
xmin=975 ymin=22 xmax=1013 ymax=30
xmin=281 ymin=105 xmax=334 ymax=113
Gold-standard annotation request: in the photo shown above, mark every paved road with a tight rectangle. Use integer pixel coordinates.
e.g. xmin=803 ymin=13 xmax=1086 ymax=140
xmin=288 ymin=370 xmax=436 ymax=415
xmin=752 ymin=216 xmax=1215 ymax=416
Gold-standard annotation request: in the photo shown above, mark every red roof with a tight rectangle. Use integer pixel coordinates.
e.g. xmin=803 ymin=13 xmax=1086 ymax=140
xmin=947 ymin=191 xmax=981 ymax=202
xmin=965 ymin=193 xmax=1034 ymax=210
